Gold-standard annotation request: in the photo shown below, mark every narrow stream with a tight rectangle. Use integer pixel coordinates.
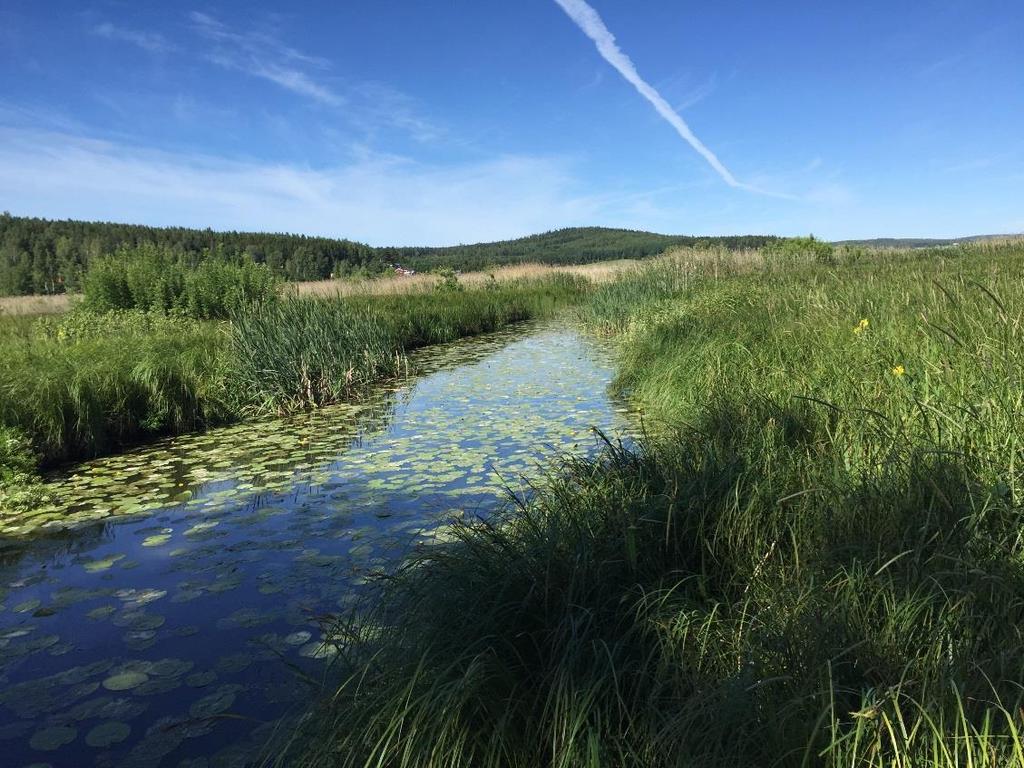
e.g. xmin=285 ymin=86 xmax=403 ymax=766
xmin=0 ymin=322 xmax=635 ymax=767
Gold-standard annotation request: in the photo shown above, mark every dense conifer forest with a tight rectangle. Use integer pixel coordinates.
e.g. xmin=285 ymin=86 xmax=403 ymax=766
xmin=0 ymin=213 xmax=775 ymax=295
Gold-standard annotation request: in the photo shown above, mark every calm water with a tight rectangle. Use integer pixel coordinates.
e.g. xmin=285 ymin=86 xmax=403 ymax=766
xmin=0 ymin=323 xmax=634 ymax=767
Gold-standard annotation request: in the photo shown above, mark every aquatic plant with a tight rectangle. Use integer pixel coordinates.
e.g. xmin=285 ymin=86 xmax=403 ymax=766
xmin=0 ymin=311 xmax=233 ymax=466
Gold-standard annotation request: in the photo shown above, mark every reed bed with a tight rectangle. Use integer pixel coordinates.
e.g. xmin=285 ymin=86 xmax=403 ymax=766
xmin=232 ymin=275 xmax=588 ymax=414
xmin=0 ymin=312 xmax=232 ymax=469
xmin=292 ymin=240 xmax=1024 ymax=768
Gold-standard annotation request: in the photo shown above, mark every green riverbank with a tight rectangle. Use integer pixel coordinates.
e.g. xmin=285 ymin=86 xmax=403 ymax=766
xmin=290 ymin=240 xmax=1024 ymax=767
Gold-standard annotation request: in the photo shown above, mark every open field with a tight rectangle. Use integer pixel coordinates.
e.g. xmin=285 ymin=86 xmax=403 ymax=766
xmin=0 ymin=261 xmax=637 ymax=316
xmin=292 ymin=259 xmax=640 ymax=297
xmin=291 ymin=239 xmax=1024 ymax=767
xmin=0 ymin=292 xmax=76 ymax=316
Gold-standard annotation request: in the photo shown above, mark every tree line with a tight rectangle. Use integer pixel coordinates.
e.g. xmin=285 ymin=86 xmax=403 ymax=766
xmin=0 ymin=213 xmax=777 ymax=296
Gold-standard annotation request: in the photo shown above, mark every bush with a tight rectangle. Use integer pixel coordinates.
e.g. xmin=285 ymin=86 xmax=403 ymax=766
xmin=763 ymin=235 xmax=836 ymax=268
xmin=433 ymin=267 xmax=464 ymax=293
xmin=0 ymin=425 xmax=53 ymax=514
xmin=82 ymin=245 xmax=279 ymax=319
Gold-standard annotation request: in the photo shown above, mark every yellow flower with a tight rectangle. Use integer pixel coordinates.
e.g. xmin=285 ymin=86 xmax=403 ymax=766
xmin=892 ymin=364 xmax=905 ymax=377
xmin=852 ymin=318 xmax=869 ymax=334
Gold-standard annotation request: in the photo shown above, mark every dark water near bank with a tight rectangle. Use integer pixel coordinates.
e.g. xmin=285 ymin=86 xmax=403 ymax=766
xmin=0 ymin=323 xmax=634 ymax=768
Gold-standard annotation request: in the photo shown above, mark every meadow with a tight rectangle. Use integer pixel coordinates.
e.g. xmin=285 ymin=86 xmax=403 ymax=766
xmin=289 ymin=238 xmax=1024 ymax=767
xmin=3 ymin=236 xmax=1023 ymax=766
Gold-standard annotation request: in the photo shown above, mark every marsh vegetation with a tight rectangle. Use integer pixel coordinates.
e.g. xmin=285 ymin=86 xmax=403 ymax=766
xmin=289 ymin=238 xmax=1024 ymax=767
xmin=2 ymin=236 xmax=1023 ymax=767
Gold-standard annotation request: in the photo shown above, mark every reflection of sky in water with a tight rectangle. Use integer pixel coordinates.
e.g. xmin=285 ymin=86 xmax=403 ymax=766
xmin=0 ymin=324 xmax=635 ymax=767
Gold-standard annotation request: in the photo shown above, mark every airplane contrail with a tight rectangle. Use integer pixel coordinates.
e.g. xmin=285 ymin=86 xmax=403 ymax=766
xmin=552 ymin=0 xmax=744 ymax=189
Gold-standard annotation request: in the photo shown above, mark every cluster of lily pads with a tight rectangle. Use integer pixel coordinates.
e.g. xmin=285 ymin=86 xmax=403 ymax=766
xmin=0 ymin=326 xmax=635 ymax=766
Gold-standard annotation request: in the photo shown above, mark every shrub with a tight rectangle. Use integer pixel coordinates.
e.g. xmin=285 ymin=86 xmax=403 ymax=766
xmin=763 ymin=235 xmax=836 ymax=268
xmin=82 ymin=245 xmax=279 ymax=319
xmin=0 ymin=425 xmax=50 ymax=514
xmin=433 ymin=267 xmax=464 ymax=293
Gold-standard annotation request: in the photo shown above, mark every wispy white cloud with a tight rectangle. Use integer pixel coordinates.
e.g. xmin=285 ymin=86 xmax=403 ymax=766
xmin=93 ymin=22 xmax=176 ymax=54
xmin=0 ymin=127 xmax=607 ymax=246
xmin=189 ymin=11 xmax=343 ymax=106
xmin=88 ymin=12 xmax=441 ymax=142
xmin=552 ymin=0 xmax=745 ymax=190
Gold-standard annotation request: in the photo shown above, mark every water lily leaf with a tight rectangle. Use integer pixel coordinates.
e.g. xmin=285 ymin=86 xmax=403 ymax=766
xmin=85 ymin=720 xmax=131 ymax=748
xmin=83 ymin=555 xmax=125 ymax=573
xmin=188 ymin=685 xmax=241 ymax=718
xmin=149 ymin=658 xmax=194 ymax=677
xmin=86 ymin=605 xmax=117 ymax=620
xmin=298 ymin=640 xmax=338 ymax=660
xmin=29 ymin=725 xmax=77 ymax=751
xmin=185 ymin=670 xmax=217 ymax=688
xmin=134 ymin=676 xmax=182 ymax=696
xmin=102 ymin=671 xmax=149 ymax=691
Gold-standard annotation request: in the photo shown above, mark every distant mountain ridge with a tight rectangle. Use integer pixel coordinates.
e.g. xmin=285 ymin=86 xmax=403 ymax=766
xmin=833 ymin=234 xmax=1021 ymax=248
xmin=0 ymin=213 xmax=775 ymax=296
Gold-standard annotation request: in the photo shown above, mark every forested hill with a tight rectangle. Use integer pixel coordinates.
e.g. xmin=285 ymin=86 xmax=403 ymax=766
xmin=0 ymin=213 xmax=776 ymax=296
xmin=833 ymin=234 xmax=1018 ymax=248
xmin=377 ymin=228 xmax=775 ymax=272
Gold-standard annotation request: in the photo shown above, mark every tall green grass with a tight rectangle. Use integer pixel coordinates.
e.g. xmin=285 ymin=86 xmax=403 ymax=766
xmin=292 ymin=241 xmax=1024 ymax=767
xmin=232 ymin=275 xmax=589 ymax=414
xmin=0 ymin=310 xmax=233 ymax=467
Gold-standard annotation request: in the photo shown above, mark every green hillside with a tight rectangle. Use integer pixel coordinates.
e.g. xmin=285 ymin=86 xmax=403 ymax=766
xmin=0 ymin=213 xmax=775 ymax=296
xmin=833 ymin=234 xmax=1019 ymax=248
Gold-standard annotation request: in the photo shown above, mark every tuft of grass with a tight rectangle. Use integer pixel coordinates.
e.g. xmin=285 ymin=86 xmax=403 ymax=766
xmin=291 ymin=240 xmax=1024 ymax=767
xmin=0 ymin=310 xmax=233 ymax=467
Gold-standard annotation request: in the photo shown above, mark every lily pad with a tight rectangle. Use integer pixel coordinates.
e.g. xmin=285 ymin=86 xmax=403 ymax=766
xmin=85 ymin=721 xmax=131 ymax=748
xmin=83 ymin=555 xmax=125 ymax=573
xmin=188 ymin=685 xmax=241 ymax=718
xmin=298 ymin=640 xmax=339 ymax=660
xmin=102 ymin=671 xmax=149 ymax=691
xmin=29 ymin=725 xmax=77 ymax=751
xmin=185 ymin=670 xmax=218 ymax=688
xmin=150 ymin=658 xmax=194 ymax=677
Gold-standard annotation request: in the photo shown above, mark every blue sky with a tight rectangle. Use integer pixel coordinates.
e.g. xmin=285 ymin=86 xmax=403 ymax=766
xmin=0 ymin=0 xmax=1021 ymax=245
